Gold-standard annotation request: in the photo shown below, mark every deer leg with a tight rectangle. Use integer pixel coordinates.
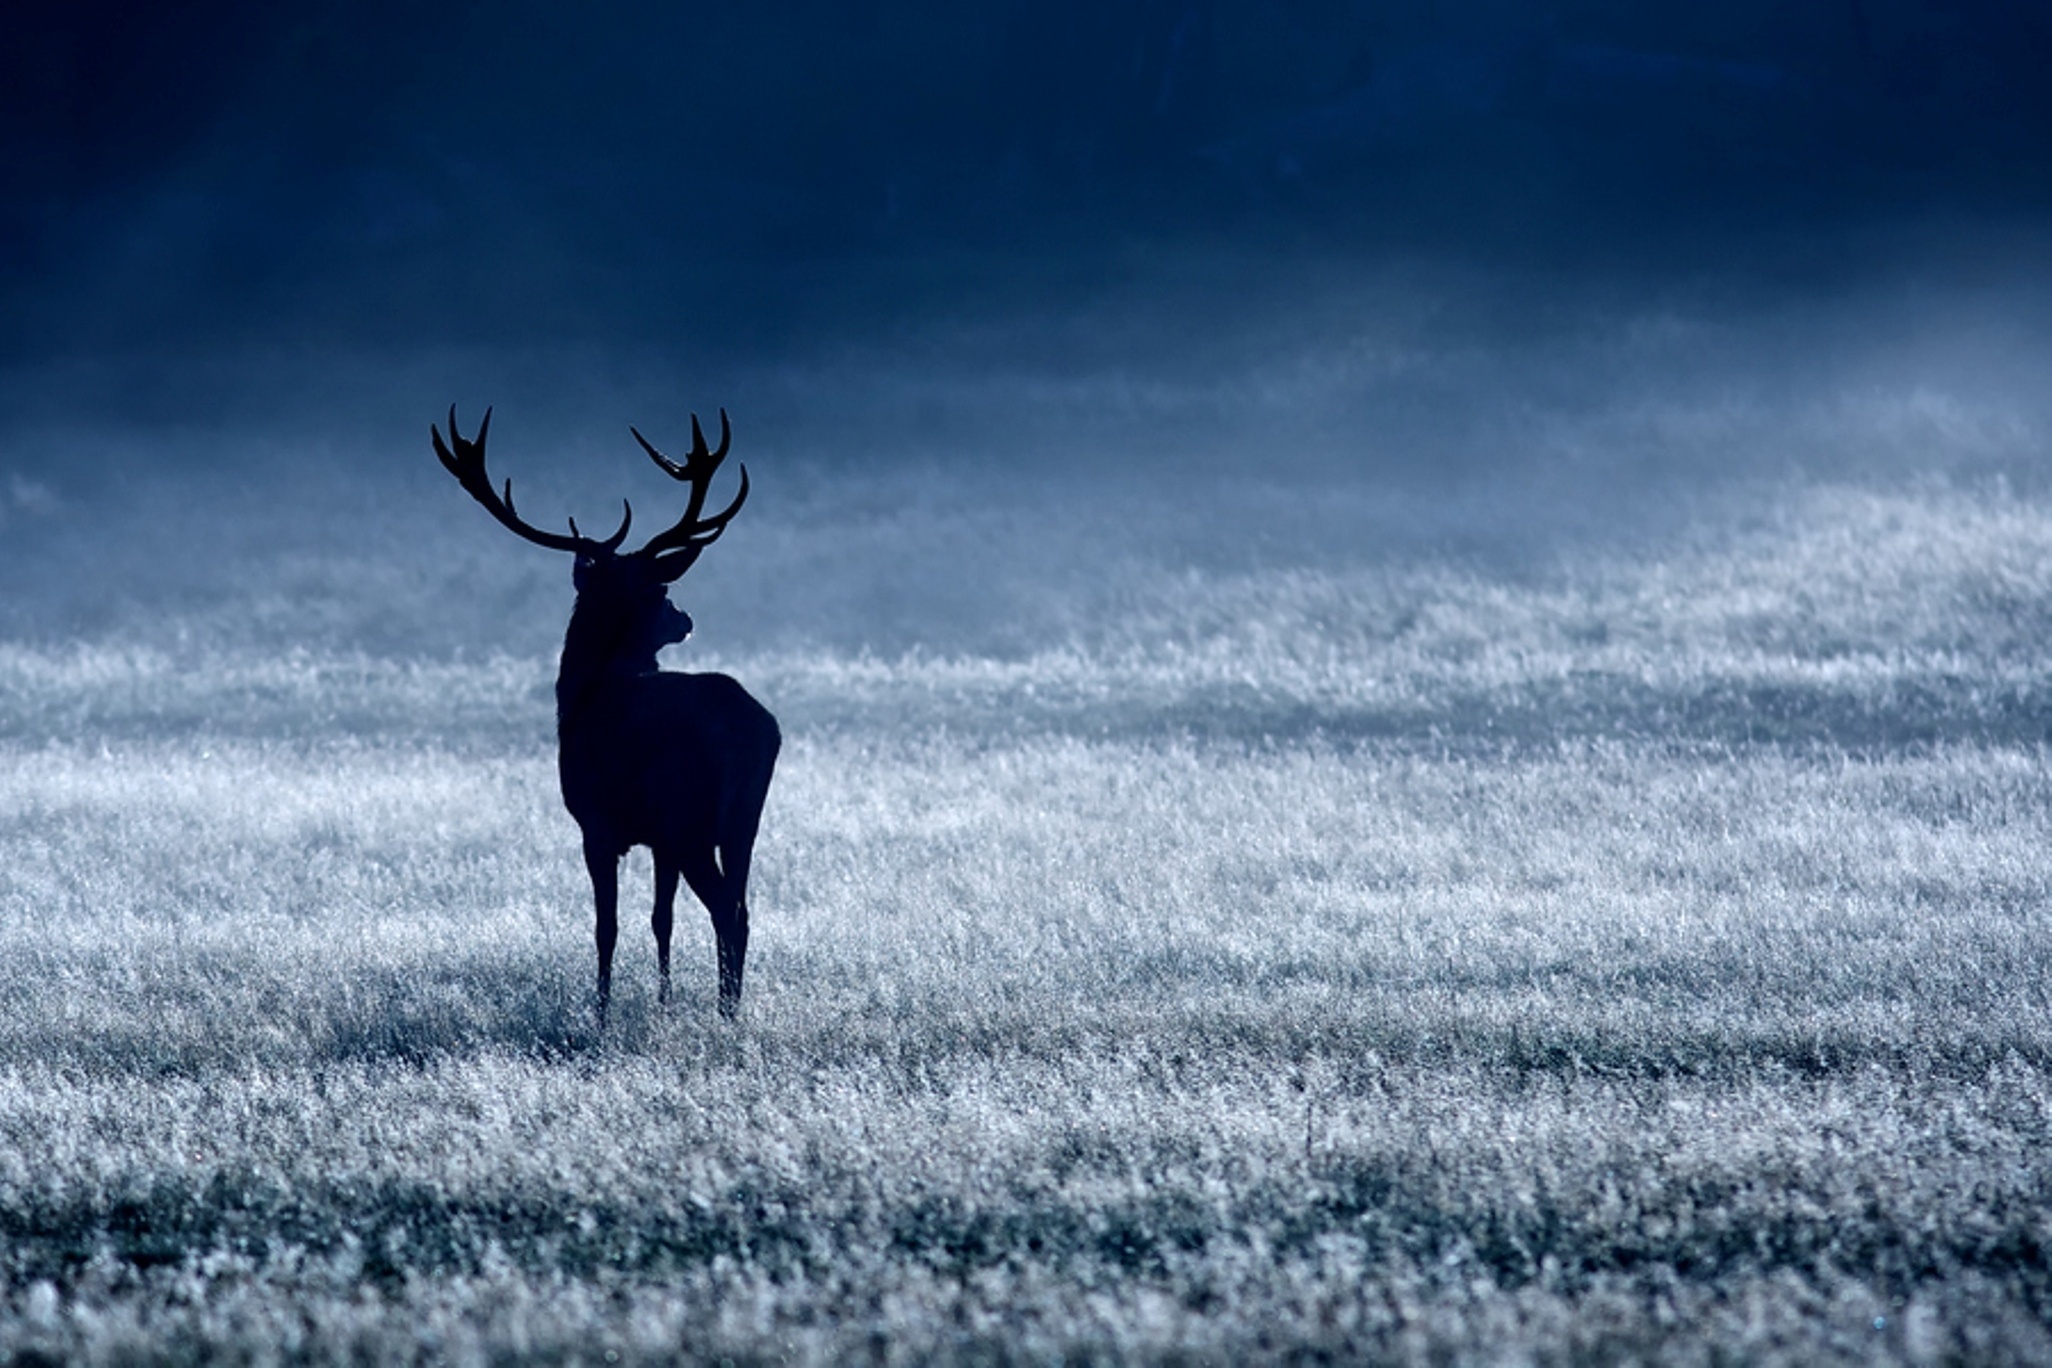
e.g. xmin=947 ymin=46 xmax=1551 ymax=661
xmin=652 ymin=858 xmax=679 ymax=1007
xmin=716 ymin=838 xmax=756 ymax=1020
xmin=584 ymin=841 xmax=620 ymax=1025
xmin=679 ymin=848 xmax=743 ymax=1018
xmin=714 ymin=898 xmax=749 ymax=1020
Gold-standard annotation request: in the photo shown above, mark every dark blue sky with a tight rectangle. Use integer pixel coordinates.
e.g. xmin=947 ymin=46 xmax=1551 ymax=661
xmin=5 ymin=1 xmax=2050 ymax=362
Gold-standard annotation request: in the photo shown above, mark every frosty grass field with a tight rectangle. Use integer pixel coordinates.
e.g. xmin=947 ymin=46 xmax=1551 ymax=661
xmin=3 ymin=312 xmax=2052 ymax=1362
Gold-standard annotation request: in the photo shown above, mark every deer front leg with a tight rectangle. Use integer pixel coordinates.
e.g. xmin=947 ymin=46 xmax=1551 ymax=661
xmin=584 ymin=841 xmax=620 ymax=1025
xmin=652 ymin=859 xmax=679 ymax=1006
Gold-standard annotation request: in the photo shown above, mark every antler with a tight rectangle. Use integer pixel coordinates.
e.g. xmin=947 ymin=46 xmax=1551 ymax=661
xmin=629 ymin=409 xmax=751 ymax=581
xmin=432 ymin=406 xmax=630 ymax=555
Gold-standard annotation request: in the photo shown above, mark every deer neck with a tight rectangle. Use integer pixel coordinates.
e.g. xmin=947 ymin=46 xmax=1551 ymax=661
xmin=554 ymin=607 xmax=660 ymax=733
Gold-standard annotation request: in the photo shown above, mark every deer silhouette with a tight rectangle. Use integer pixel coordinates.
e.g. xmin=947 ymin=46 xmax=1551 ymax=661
xmin=433 ymin=406 xmax=779 ymax=1021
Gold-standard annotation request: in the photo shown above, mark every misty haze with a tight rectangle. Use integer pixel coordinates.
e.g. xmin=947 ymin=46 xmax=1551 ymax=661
xmin=3 ymin=4 xmax=2051 ymax=1364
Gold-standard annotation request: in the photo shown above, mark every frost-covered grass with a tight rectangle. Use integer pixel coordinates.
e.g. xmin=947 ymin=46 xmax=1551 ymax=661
xmin=4 ymin=400 xmax=2052 ymax=1360
xmin=2 ymin=728 xmax=2050 ymax=1363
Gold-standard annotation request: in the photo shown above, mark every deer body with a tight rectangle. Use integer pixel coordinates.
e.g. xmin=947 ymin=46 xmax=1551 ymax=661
xmin=434 ymin=406 xmax=777 ymax=1020
xmin=561 ymin=666 xmax=779 ymax=1015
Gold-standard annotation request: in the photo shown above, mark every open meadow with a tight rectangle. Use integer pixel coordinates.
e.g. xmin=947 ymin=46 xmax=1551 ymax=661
xmin=2 ymin=288 xmax=2052 ymax=1362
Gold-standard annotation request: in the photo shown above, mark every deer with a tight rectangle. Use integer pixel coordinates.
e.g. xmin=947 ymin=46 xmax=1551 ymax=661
xmin=432 ymin=405 xmax=780 ymax=1022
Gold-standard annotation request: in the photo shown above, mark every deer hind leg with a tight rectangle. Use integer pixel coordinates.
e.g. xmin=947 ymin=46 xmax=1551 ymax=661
xmin=707 ymin=774 xmax=770 ymax=1020
xmin=715 ymin=823 xmax=761 ymax=1020
xmin=679 ymin=846 xmax=746 ymax=1019
xmin=652 ymin=858 xmax=679 ymax=1006
xmin=584 ymin=841 xmax=620 ymax=1025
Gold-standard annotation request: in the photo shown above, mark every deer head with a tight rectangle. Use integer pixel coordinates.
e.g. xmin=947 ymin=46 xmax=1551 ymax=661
xmin=432 ymin=405 xmax=750 ymax=673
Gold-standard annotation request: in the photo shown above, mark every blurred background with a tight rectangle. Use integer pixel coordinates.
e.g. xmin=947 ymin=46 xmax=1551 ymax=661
xmin=6 ymin=1 xmax=2050 ymax=357
xmin=1 ymin=2 xmax=2049 ymax=662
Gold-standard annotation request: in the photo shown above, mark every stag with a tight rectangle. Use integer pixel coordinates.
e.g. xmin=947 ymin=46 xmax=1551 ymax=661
xmin=432 ymin=406 xmax=779 ymax=1021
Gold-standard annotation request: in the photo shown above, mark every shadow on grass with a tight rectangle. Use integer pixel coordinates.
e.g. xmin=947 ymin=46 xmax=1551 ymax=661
xmin=0 ymin=951 xmax=698 ymax=1074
